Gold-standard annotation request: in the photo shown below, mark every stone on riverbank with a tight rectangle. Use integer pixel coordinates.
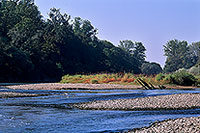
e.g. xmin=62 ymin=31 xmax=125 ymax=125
xmin=73 ymin=93 xmax=200 ymax=111
xmin=4 ymin=83 xmax=141 ymax=90
xmin=2 ymin=83 xmax=197 ymax=90
xmin=0 ymin=92 xmax=48 ymax=98
xmin=128 ymin=116 xmax=200 ymax=133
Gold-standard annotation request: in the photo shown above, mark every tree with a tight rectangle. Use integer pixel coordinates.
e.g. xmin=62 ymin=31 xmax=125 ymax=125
xmin=0 ymin=1 xmax=155 ymax=82
xmin=73 ymin=17 xmax=98 ymax=44
xmin=141 ymin=62 xmax=162 ymax=75
xmin=189 ymin=41 xmax=200 ymax=64
xmin=102 ymin=41 xmax=135 ymax=72
xmin=133 ymin=42 xmax=146 ymax=65
xmin=45 ymin=8 xmax=73 ymax=45
xmin=118 ymin=40 xmax=135 ymax=54
xmin=0 ymin=46 xmax=34 ymax=82
xmin=118 ymin=40 xmax=146 ymax=67
xmin=163 ymin=39 xmax=197 ymax=73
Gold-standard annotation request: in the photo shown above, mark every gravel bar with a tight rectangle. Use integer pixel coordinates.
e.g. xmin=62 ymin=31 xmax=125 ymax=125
xmin=3 ymin=83 xmax=141 ymax=90
xmin=0 ymin=92 xmax=48 ymax=98
xmin=2 ymin=83 xmax=197 ymax=90
xmin=73 ymin=93 xmax=200 ymax=111
xmin=128 ymin=116 xmax=200 ymax=133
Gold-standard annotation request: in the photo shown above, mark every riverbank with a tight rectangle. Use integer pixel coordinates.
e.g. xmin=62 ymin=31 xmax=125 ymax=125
xmin=128 ymin=116 xmax=200 ymax=133
xmin=0 ymin=92 xmax=48 ymax=98
xmin=60 ymin=73 xmax=200 ymax=87
xmin=2 ymin=83 xmax=142 ymax=90
xmin=73 ymin=93 xmax=200 ymax=111
xmin=1 ymin=83 xmax=198 ymax=90
xmin=1 ymin=83 xmax=200 ymax=132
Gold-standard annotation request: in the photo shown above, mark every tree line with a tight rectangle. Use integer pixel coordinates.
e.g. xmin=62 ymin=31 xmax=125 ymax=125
xmin=0 ymin=0 xmax=199 ymax=82
xmin=0 ymin=0 xmax=147 ymax=82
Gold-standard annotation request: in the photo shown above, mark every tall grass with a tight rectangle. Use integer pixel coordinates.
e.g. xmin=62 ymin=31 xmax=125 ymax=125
xmin=61 ymin=73 xmax=167 ymax=85
xmin=61 ymin=72 xmax=200 ymax=86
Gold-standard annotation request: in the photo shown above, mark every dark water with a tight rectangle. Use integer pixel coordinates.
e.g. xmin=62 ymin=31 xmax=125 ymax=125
xmin=0 ymin=88 xmax=200 ymax=133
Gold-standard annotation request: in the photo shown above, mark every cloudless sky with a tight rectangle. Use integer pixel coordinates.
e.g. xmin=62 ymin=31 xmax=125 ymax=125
xmin=35 ymin=0 xmax=200 ymax=67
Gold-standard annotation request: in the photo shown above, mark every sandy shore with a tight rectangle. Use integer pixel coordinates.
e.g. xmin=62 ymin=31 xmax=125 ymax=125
xmin=129 ymin=116 xmax=200 ymax=133
xmin=73 ymin=93 xmax=200 ymax=111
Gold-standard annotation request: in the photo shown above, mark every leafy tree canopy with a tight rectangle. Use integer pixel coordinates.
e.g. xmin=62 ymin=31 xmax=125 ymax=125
xmin=163 ymin=40 xmax=198 ymax=73
xmin=0 ymin=0 xmax=150 ymax=82
xmin=141 ymin=62 xmax=162 ymax=75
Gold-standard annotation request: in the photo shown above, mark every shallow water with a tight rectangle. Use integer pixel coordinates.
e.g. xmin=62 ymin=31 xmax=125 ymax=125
xmin=0 ymin=88 xmax=200 ymax=133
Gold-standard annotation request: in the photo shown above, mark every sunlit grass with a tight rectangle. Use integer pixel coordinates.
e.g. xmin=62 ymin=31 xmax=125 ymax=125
xmin=60 ymin=73 xmax=172 ymax=85
xmin=60 ymin=73 xmax=200 ymax=87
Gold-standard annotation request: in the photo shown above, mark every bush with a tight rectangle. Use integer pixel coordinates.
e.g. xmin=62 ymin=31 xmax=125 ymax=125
xmin=188 ymin=66 xmax=200 ymax=75
xmin=170 ymin=70 xmax=197 ymax=86
xmin=155 ymin=73 xmax=165 ymax=81
xmin=195 ymin=75 xmax=200 ymax=87
xmin=90 ymin=79 xmax=99 ymax=84
xmin=163 ymin=74 xmax=173 ymax=84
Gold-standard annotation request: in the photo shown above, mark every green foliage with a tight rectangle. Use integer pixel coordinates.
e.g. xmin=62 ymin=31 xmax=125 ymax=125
xmin=73 ymin=17 xmax=97 ymax=44
xmin=190 ymin=42 xmax=200 ymax=64
xmin=118 ymin=40 xmax=146 ymax=67
xmin=2 ymin=0 xmax=166 ymax=83
xmin=170 ymin=70 xmax=197 ymax=86
xmin=3 ymin=0 xmax=195 ymax=83
xmin=188 ymin=66 xmax=200 ymax=75
xmin=90 ymin=79 xmax=99 ymax=84
xmin=155 ymin=73 xmax=165 ymax=81
xmin=163 ymin=40 xmax=198 ymax=73
xmin=118 ymin=40 xmax=135 ymax=54
xmin=196 ymin=76 xmax=200 ymax=87
xmin=141 ymin=62 xmax=162 ymax=75
xmin=163 ymin=74 xmax=173 ymax=83
xmin=60 ymin=72 xmax=200 ymax=87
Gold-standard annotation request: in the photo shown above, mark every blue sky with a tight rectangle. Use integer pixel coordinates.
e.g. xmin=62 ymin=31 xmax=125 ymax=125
xmin=35 ymin=0 xmax=200 ymax=67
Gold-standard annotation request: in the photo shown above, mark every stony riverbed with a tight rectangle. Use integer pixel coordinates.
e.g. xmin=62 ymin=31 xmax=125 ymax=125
xmin=3 ymin=83 xmax=141 ymax=90
xmin=0 ymin=92 xmax=48 ymax=98
xmin=129 ymin=116 xmax=200 ymax=133
xmin=1 ymin=83 xmax=200 ymax=132
xmin=2 ymin=83 xmax=197 ymax=90
xmin=73 ymin=93 xmax=200 ymax=111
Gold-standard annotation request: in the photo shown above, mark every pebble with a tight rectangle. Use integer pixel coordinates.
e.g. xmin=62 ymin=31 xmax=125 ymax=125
xmin=0 ymin=92 xmax=48 ymax=98
xmin=128 ymin=116 xmax=200 ymax=133
xmin=73 ymin=93 xmax=200 ymax=111
xmin=72 ymin=93 xmax=200 ymax=132
xmin=3 ymin=83 xmax=141 ymax=90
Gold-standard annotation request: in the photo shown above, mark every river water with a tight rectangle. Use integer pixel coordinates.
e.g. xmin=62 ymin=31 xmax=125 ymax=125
xmin=0 ymin=88 xmax=200 ymax=133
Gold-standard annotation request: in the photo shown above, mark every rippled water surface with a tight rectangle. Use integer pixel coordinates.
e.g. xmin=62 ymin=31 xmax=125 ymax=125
xmin=0 ymin=88 xmax=200 ymax=133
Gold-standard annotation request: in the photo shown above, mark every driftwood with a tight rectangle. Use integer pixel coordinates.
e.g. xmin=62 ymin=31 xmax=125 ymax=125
xmin=136 ymin=78 xmax=165 ymax=90
xmin=149 ymin=82 xmax=156 ymax=89
xmin=137 ymin=78 xmax=154 ymax=90
xmin=158 ymin=85 xmax=166 ymax=89
xmin=136 ymin=78 xmax=149 ymax=89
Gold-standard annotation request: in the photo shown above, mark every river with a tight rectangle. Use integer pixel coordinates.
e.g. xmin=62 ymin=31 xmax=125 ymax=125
xmin=0 ymin=88 xmax=200 ymax=133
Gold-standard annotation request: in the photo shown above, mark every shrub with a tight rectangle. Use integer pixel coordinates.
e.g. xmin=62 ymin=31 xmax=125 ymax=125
xmin=170 ymin=70 xmax=197 ymax=86
xmin=155 ymin=73 xmax=165 ymax=81
xmin=60 ymin=74 xmax=70 ymax=83
xmin=90 ymin=79 xmax=99 ymax=84
xmin=195 ymin=75 xmax=200 ymax=87
xmin=188 ymin=66 xmax=200 ymax=75
xmin=163 ymin=74 xmax=173 ymax=84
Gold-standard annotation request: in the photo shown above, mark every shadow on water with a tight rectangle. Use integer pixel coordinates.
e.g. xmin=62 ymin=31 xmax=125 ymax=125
xmin=0 ymin=88 xmax=200 ymax=132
